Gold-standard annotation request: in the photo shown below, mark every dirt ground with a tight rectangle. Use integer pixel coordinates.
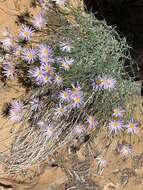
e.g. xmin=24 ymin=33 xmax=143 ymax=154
xmin=0 ymin=1 xmax=143 ymax=190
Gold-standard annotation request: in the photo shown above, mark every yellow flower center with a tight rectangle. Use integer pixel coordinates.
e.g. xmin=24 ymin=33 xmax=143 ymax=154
xmin=37 ymin=71 xmax=42 ymax=77
xmin=43 ymin=49 xmax=49 ymax=55
xmin=63 ymin=92 xmax=68 ymax=98
xmin=16 ymin=50 xmax=21 ymax=56
xmin=45 ymin=66 xmax=51 ymax=72
xmin=56 ymin=76 xmax=62 ymax=82
xmin=113 ymin=122 xmax=119 ymax=128
xmin=129 ymin=123 xmax=135 ymax=129
xmin=96 ymin=80 xmax=102 ymax=84
xmin=45 ymin=76 xmax=50 ymax=81
xmin=74 ymin=97 xmax=81 ymax=103
xmin=24 ymin=31 xmax=30 ymax=37
xmin=27 ymin=53 xmax=33 ymax=59
xmin=72 ymin=87 xmax=80 ymax=95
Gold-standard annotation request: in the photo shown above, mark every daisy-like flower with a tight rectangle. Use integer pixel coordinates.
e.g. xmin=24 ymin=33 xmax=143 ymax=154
xmin=42 ymin=73 xmax=52 ymax=84
xmin=29 ymin=98 xmax=43 ymax=112
xmin=40 ymin=56 xmax=54 ymax=64
xmin=22 ymin=48 xmax=37 ymax=63
xmin=13 ymin=46 xmax=22 ymax=58
xmin=1 ymin=36 xmax=14 ymax=49
xmin=71 ymin=92 xmax=84 ymax=108
xmin=2 ymin=63 xmax=15 ymax=79
xmin=125 ymin=118 xmax=139 ymax=134
xmin=60 ymin=42 xmax=72 ymax=53
xmin=71 ymin=83 xmax=82 ymax=96
xmin=54 ymin=104 xmax=67 ymax=117
xmin=19 ymin=25 xmax=34 ymax=41
xmin=38 ymin=44 xmax=52 ymax=58
xmin=9 ymin=100 xmax=24 ymax=123
xmin=93 ymin=75 xmax=116 ymax=91
xmin=87 ymin=115 xmax=97 ymax=128
xmin=29 ymin=67 xmax=44 ymax=84
xmin=33 ymin=12 xmax=47 ymax=30
xmin=70 ymin=86 xmax=84 ymax=108
xmin=107 ymin=120 xmax=123 ymax=134
xmin=59 ymin=89 xmax=71 ymax=103
xmin=41 ymin=63 xmax=54 ymax=75
xmin=60 ymin=57 xmax=74 ymax=71
xmin=112 ymin=107 xmax=125 ymax=118
xmin=54 ymin=74 xmax=63 ymax=86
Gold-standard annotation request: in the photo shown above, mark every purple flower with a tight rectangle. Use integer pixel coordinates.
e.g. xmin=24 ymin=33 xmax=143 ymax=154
xmin=86 ymin=115 xmax=98 ymax=128
xmin=70 ymin=92 xmax=84 ymax=108
xmin=71 ymin=83 xmax=82 ymax=95
xmin=70 ymin=86 xmax=84 ymax=108
xmin=93 ymin=75 xmax=116 ymax=91
xmin=40 ymin=56 xmax=54 ymax=64
xmin=112 ymin=107 xmax=125 ymax=118
xmin=22 ymin=48 xmax=37 ymax=63
xmin=60 ymin=57 xmax=74 ymax=71
xmin=107 ymin=120 xmax=123 ymax=134
xmin=38 ymin=44 xmax=53 ymax=61
xmin=13 ymin=46 xmax=22 ymax=58
xmin=60 ymin=42 xmax=72 ymax=52
xmin=42 ymin=73 xmax=52 ymax=84
xmin=9 ymin=100 xmax=24 ymax=123
xmin=19 ymin=25 xmax=34 ymax=41
xmin=54 ymin=74 xmax=63 ymax=86
xmin=33 ymin=12 xmax=47 ymax=30
xmin=59 ymin=89 xmax=71 ymax=103
xmin=29 ymin=98 xmax=43 ymax=111
xmin=41 ymin=63 xmax=54 ymax=75
xmin=54 ymin=104 xmax=67 ymax=117
xmin=29 ymin=67 xmax=44 ymax=84
xmin=2 ymin=63 xmax=15 ymax=79
xmin=125 ymin=118 xmax=139 ymax=134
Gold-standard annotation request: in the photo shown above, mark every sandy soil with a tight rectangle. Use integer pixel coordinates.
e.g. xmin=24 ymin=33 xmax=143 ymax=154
xmin=0 ymin=1 xmax=143 ymax=190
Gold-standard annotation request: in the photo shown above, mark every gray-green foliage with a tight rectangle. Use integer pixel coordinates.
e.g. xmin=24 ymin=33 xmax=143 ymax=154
xmin=41 ymin=10 xmax=140 ymax=125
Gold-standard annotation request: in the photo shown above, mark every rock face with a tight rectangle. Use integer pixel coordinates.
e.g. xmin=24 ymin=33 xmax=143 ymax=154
xmin=84 ymin=0 xmax=143 ymax=82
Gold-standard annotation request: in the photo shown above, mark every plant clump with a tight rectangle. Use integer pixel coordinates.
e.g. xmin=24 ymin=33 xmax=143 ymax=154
xmin=0 ymin=0 xmax=141 ymax=170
